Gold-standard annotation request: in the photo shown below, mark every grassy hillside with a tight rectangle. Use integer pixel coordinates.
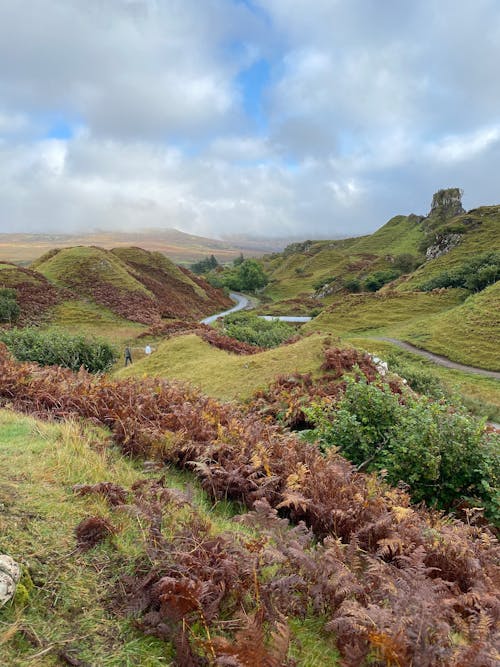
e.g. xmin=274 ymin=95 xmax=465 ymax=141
xmin=397 ymin=281 xmax=500 ymax=370
xmin=304 ymin=289 xmax=466 ymax=336
xmin=116 ymin=332 xmax=327 ymax=400
xmin=32 ymin=246 xmax=231 ymax=325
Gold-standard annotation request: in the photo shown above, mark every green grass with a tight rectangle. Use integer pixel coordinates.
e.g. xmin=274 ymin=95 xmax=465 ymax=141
xmin=46 ymin=299 xmax=146 ymax=342
xmin=34 ymin=246 xmax=153 ymax=295
xmin=349 ymin=338 xmax=500 ymax=422
xmin=0 ymin=264 xmax=45 ymax=287
xmin=0 ymin=410 xmax=173 ymax=665
xmin=348 ymin=214 xmax=424 ymax=256
xmin=115 ymin=333 xmax=327 ymax=401
xmin=396 ymin=282 xmax=500 ymax=371
xmin=304 ymin=290 xmax=466 ymax=336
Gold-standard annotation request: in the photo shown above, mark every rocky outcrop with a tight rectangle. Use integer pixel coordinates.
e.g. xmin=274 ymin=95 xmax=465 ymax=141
xmin=425 ymin=232 xmax=462 ymax=260
xmin=429 ymin=188 xmax=465 ymax=219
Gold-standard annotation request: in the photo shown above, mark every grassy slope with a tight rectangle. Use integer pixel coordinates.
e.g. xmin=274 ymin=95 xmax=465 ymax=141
xmin=304 ymin=290 xmax=466 ymax=336
xmin=397 ymin=211 xmax=500 ymax=290
xmin=0 ymin=409 xmax=340 ymax=666
xmin=46 ymin=300 xmax=146 ymax=342
xmin=396 ymin=281 xmax=500 ymax=371
xmin=115 ymin=333 xmax=327 ymax=401
xmin=263 ymin=215 xmax=425 ymax=302
xmin=33 ymin=246 xmax=152 ymax=295
xmin=111 ymin=247 xmax=207 ymax=300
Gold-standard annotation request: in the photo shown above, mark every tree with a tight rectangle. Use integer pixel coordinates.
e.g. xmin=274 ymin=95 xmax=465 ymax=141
xmin=0 ymin=288 xmax=20 ymax=324
xmin=237 ymin=259 xmax=268 ymax=291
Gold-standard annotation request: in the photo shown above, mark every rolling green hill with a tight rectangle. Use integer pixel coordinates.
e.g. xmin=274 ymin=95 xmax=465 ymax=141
xmin=32 ymin=246 xmax=232 ymax=325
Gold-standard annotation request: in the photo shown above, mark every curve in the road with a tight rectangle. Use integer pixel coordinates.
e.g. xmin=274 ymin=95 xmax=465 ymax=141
xmin=376 ymin=337 xmax=500 ymax=380
xmin=201 ymin=292 xmax=249 ymax=325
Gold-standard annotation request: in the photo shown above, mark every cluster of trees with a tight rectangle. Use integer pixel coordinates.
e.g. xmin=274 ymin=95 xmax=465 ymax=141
xmin=190 ymin=254 xmax=219 ymax=275
xmin=0 ymin=288 xmax=20 ymax=323
xmin=208 ymin=258 xmax=269 ymax=292
xmin=420 ymin=252 xmax=499 ymax=292
xmin=0 ymin=328 xmax=116 ymax=373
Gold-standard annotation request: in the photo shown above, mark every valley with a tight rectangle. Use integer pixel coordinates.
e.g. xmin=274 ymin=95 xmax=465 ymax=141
xmin=1 ymin=189 xmax=499 ymax=666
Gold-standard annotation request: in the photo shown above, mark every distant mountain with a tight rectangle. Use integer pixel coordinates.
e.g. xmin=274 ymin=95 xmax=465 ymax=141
xmin=0 ymin=228 xmax=290 ymax=266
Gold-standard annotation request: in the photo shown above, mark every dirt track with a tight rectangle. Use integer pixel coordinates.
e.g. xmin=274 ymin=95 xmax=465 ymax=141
xmin=376 ymin=337 xmax=500 ymax=380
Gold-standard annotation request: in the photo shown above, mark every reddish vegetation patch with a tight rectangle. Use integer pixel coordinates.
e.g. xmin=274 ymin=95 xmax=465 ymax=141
xmin=75 ymin=515 xmax=116 ymax=551
xmin=0 ymin=263 xmax=70 ymax=325
xmin=125 ymin=259 xmax=231 ymax=320
xmin=73 ymin=482 xmax=129 ymax=506
xmin=251 ymin=347 xmax=380 ymax=428
xmin=89 ymin=284 xmax=160 ymax=325
xmin=321 ymin=346 xmax=378 ymax=380
xmin=139 ymin=319 xmax=263 ymax=355
xmin=0 ymin=344 xmax=498 ymax=664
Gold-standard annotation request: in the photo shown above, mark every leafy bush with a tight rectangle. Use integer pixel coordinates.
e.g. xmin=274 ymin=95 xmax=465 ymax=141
xmin=222 ymin=312 xmax=296 ymax=348
xmin=306 ymin=377 xmax=499 ymax=518
xmin=363 ymin=269 xmax=400 ymax=292
xmin=0 ymin=328 xmax=117 ymax=372
xmin=421 ymin=252 xmax=500 ymax=292
xmin=393 ymin=253 xmax=421 ymax=273
xmin=343 ymin=277 xmax=361 ymax=292
xmin=0 ymin=288 xmax=20 ymax=323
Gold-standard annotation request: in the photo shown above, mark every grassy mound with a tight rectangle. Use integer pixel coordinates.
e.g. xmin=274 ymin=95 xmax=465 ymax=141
xmin=115 ymin=333 xmax=326 ymax=400
xmin=33 ymin=246 xmax=231 ymax=325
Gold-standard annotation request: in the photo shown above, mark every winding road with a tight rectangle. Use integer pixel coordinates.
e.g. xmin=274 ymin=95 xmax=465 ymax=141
xmin=201 ymin=292 xmax=249 ymax=325
xmin=376 ymin=337 xmax=500 ymax=380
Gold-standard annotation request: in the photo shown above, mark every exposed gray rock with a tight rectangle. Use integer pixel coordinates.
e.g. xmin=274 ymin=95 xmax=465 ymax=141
xmin=425 ymin=233 xmax=462 ymax=260
xmin=0 ymin=555 xmax=21 ymax=607
xmin=429 ymin=188 xmax=465 ymax=219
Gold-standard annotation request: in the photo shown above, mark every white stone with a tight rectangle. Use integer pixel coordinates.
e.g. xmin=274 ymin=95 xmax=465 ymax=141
xmin=0 ymin=555 xmax=21 ymax=607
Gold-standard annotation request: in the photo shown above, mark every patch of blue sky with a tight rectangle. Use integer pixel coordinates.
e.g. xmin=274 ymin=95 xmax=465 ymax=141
xmin=44 ymin=114 xmax=80 ymax=140
xmin=236 ymin=58 xmax=271 ymax=131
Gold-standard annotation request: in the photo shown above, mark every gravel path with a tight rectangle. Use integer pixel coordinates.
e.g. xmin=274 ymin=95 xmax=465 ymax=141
xmin=376 ymin=337 xmax=500 ymax=380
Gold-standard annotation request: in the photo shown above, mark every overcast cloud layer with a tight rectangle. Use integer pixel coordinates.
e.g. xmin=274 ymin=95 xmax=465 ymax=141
xmin=1 ymin=0 xmax=500 ymax=238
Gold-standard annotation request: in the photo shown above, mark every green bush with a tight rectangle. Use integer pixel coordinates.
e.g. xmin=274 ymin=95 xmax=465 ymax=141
xmin=421 ymin=252 xmax=500 ymax=292
xmin=0 ymin=288 xmax=20 ymax=323
xmin=222 ymin=312 xmax=295 ymax=348
xmin=363 ymin=270 xmax=400 ymax=292
xmin=343 ymin=278 xmax=361 ymax=293
xmin=305 ymin=377 xmax=499 ymax=521
xmin=385 ymin=355 xmax=446 ymax=399
xmin=0 ymin=328 xmax=117 ymax=373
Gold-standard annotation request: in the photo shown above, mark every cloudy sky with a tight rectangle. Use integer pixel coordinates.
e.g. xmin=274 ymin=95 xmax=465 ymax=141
xmin=1 ymin=0 xmax=500 ymax=238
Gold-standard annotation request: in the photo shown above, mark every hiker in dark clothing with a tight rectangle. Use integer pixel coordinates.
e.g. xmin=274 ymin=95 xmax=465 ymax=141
xmin=124 ymin=346 xmax=133 ymax=366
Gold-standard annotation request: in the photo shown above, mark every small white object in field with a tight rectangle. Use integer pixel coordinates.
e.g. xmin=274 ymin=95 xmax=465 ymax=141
xmin=0 ymin=555 xmax=21 ymax=606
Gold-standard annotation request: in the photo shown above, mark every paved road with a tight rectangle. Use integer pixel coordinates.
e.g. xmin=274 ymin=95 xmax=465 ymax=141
xmin=201 ymin=292 xmax=249 ymax=325
xmin=376 ymin=337 xmax=500 ymax=380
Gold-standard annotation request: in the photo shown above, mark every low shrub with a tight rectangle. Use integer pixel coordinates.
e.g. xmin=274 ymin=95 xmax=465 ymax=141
xmin=420 ymin=252 xmax=500 ymax=292
xmin=0 ymin=328 xmax=117 ymax=373
xmin=0 ymin=288 xmax=20 ymax=323
xmin=305 ymin=377 xmax=499 ymax=520
xmin=363 ymin=270 xmax=400 ymax=292
xmin=222 ymin=312 xmax=296 ymax=348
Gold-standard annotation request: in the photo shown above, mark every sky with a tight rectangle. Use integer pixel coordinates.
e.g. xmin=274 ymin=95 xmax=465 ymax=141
xmin=1 ymin=0 xmax=500 ymax=238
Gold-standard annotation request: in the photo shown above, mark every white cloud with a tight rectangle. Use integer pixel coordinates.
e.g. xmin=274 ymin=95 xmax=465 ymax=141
xmin=0 ymin=1 xmax=500 ymax=238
